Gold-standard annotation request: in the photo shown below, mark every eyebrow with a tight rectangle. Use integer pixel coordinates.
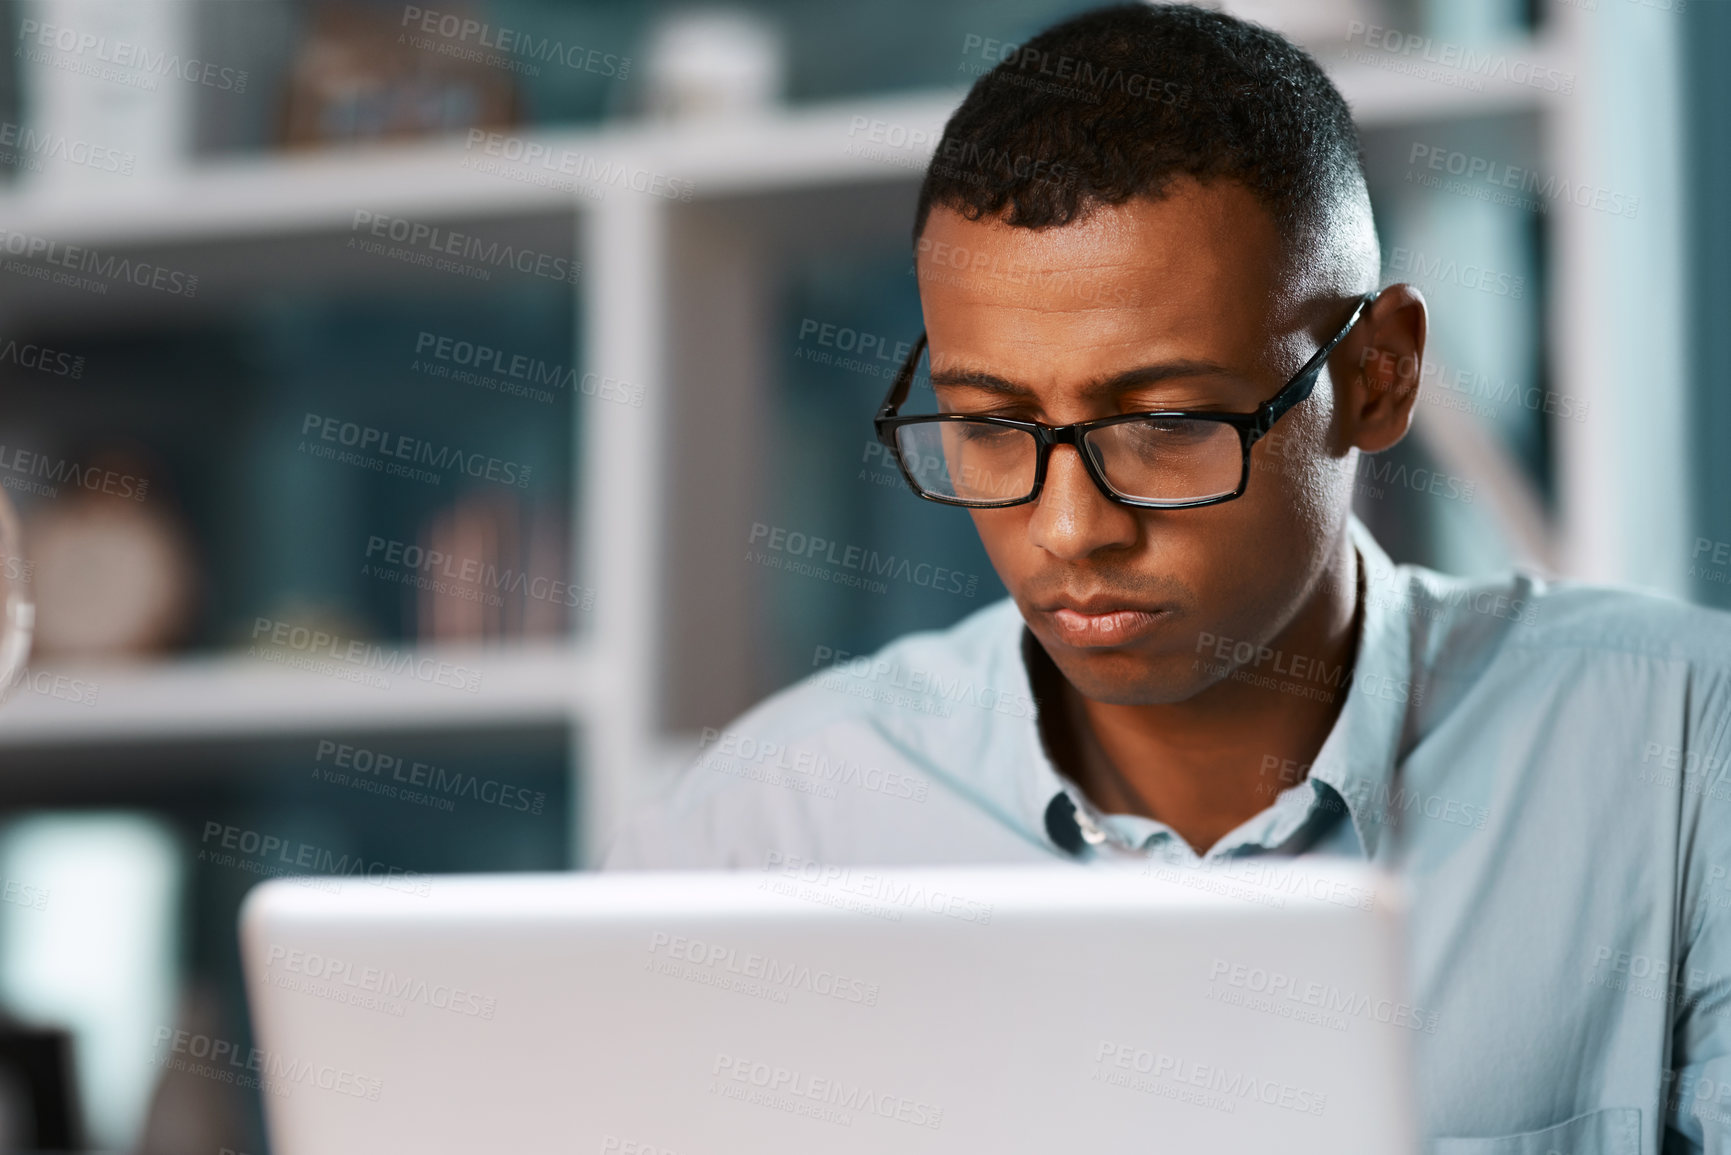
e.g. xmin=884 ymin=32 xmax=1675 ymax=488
xmin=929 ymin=359 xmax=1240 ymax=399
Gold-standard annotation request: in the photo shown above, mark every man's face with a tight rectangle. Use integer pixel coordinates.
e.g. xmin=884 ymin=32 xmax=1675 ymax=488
xmin=914 ymin=179 xmax=1360 ymax=707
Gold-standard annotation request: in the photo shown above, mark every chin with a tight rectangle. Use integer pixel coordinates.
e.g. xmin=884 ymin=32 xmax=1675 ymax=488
xmin=1048 ymin=647 xmax=1208 ymax=707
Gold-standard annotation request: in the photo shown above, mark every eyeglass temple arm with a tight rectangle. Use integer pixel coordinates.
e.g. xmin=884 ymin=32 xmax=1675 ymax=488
xmin=1252 ymin=289 xmax=1380 ymax=438
xmin=877 ymin=332 xmax=929 ymax=423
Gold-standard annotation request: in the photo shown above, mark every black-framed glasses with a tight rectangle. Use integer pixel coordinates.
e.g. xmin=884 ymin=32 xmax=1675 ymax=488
xmin=873 ymin=290 xmax=1379 ymax=510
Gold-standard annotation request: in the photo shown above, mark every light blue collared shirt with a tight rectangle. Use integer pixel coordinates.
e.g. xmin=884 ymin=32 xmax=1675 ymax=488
xmin=604 ymin=515 xmax=1731 ymax=1154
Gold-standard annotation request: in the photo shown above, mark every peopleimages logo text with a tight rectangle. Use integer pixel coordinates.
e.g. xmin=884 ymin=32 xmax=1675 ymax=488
xmin=414 ymin=331 xmax=643 ymax=407
xmin=264 ymin=944 xmax=496 ymax=1019
xmin=364 ymin=535 xmax=592 ymax=610
xmin=1407 ymin=143 xmax=1638 ymax=219
xmin=0 ymin=119 xmax=132 ymax=174
xmin=1344 ymin=22 xmax=1575 ymax=93
xmin=349 ymin=210 xmax=580 ymax=285
xmin=0 ymin=337 xmax=82 ymax=379
xmin=401 ymin=6 xmax=630 ymax=77
xmin=711 ymin=1052 xmax=944 ymax=1130
xmin=300 ymin=413 xmax=531 ymax=488
xmin=250 ymin=617 xmax=483 ymax=693
xmin=747 ymin=522 xmax=978 ymax=597
xmin=16 ymin=18 xmax=250 ymax=92
xmin=153 ymin=1026 xmax=381 ymax=1100
xmin=0 ymin=227 xmax=198 ymax=296
xmin=200 ymin=821 xmax=433 ymax=897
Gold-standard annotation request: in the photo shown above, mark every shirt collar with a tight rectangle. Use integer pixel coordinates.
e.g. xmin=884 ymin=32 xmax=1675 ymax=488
xmin=1301 ymin=515 xmax=1415 ymax=859
xmin=1006 ymin=514 xmax=1415 ymax=860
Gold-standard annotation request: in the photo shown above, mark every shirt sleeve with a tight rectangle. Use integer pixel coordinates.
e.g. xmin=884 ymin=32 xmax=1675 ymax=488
xmin=1662 ymin=668 xmax=1731 ymax=1153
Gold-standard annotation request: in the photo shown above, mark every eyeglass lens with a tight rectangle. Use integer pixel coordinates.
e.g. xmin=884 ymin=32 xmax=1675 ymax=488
xmin=892 ymin=417 xmax=1243 ymax=505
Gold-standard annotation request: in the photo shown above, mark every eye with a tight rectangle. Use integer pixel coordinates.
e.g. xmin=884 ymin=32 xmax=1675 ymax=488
xmin=952 ymin=422 xmax=1021 ymax=443
xmin=1129 ymin=418 xmax=1213 ymax=442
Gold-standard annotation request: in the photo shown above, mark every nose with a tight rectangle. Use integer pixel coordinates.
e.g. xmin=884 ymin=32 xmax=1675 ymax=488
xmin=1025 ymin=443 xmax=1140 ymax=561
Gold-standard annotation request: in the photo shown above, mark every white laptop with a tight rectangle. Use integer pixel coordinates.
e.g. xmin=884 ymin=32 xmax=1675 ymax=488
xmin=240 ymin=858 xmax=1419 ymax=1154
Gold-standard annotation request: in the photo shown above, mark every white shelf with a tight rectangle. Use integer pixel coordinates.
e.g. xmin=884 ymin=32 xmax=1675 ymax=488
xmin=0 ymin=89 xmax=955 ymax=251
xmin=0 ymin=44 xmax=1558 ymax=252
xmin=0 ymin=640 xmax=594 ymax=748
xmin=0 ymin=141 xmax=571 ymax=251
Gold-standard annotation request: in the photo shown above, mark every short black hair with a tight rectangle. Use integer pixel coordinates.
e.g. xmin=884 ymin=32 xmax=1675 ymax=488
xmin=914 ymin=3 xmax=1375 ymax=282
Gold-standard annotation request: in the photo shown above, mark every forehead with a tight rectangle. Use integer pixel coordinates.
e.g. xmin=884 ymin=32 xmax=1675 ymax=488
xmin=914 ymin=180 xmax=1296 ymax=382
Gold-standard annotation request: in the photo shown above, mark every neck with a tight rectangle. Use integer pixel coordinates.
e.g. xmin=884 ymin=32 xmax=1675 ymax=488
xmin=1057 ymin=531 xmax=1361 ymax=855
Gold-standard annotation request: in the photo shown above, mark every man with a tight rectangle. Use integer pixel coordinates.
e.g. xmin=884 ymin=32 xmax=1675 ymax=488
xmin=606 ymin=4 xmax=1731 ymax=1149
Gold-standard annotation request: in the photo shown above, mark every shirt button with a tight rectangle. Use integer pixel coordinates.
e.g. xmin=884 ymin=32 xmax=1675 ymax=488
xmin=1075 ymin=809 xmax=1109 ymax=845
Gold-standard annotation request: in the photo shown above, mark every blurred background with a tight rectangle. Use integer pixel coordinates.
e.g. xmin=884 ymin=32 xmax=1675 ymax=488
xmin=0 ymin=0 xmax=1720 ymax=1148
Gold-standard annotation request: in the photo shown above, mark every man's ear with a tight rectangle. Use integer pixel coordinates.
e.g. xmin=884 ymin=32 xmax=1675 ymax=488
xmin=1336 ymin=283 xmax=1427 ymax=454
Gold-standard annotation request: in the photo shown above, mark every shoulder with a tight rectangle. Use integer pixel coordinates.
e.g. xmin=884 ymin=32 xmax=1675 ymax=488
xmin=1380 ymin=547 xmax=1731 ymax=672
xmin=1361 ymin=538 xmax=1731 ymax=753
xmin=601 ymin=597 xmax=1033 ymax=869
xmin=1516 ymin=579 xmax=1731 ymax=666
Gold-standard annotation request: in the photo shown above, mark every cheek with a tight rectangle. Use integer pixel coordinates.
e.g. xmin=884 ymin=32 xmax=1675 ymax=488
xmin=1249 ymin=407 xmax=1344 ymax=529
xmin=966 ymin=507 xmax=1030 ymax=575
